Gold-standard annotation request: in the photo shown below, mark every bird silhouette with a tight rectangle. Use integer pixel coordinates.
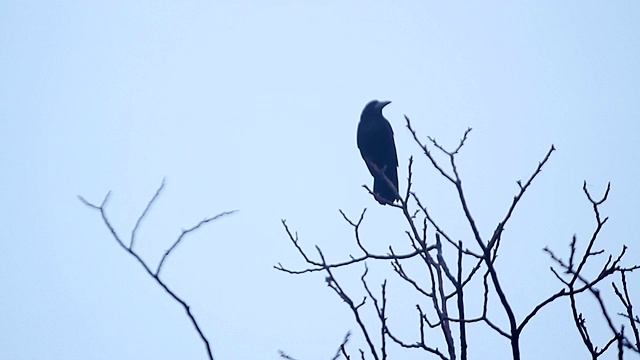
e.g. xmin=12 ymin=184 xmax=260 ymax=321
xmin=357 ymin=100 xmax=400 ymax=205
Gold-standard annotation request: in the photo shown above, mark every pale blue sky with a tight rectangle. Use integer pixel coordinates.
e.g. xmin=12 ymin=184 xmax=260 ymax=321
xmin=1 ymin=2 xmax=639 ymax=359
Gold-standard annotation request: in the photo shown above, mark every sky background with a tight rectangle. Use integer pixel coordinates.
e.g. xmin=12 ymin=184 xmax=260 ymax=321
xmin=1 ymin=2 xmax=639 ymax=359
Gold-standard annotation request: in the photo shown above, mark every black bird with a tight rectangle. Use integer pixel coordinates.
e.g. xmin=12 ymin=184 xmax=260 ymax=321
xmin=357 ymin=100 xmax=400 ymax=205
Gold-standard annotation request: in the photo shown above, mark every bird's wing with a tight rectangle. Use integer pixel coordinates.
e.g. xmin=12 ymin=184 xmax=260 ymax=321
xmin=382 ymin=120 xmax=399 ymax=167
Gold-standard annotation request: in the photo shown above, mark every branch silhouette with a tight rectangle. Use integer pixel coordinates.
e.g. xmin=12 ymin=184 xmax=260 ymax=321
xmin=79 ymin=179 xmax=237 ymax=360
xmin=278 ymin=116 xmax=638 ymax=360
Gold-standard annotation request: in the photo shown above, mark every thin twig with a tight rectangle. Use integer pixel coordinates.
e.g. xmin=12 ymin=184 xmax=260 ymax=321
xmin=80 ymin=183 xmax=236 ymax=360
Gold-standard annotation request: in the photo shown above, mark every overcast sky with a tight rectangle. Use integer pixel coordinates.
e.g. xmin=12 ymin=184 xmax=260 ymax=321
xmin=2 ymin=2 xmax=639 ymax=359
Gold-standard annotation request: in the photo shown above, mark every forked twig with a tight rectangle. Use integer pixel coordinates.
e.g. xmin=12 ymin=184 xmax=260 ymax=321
xmin=79 ymin=180 xmax=237 ymax=360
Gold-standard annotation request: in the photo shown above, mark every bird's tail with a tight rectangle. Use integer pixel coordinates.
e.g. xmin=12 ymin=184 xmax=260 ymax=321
xmin=373 ymin=169 xmax=400 ymax=205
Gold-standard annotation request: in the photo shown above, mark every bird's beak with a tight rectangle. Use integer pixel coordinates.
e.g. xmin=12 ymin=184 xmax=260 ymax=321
xmin=380 ymin=100 xmax=391 ymax=108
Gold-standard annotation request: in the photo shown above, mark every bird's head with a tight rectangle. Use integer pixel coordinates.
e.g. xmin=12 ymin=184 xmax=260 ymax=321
xmin=361 ymin=100 xmax=391 ymax=120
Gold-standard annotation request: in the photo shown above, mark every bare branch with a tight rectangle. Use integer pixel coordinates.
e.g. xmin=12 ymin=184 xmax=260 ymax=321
xmin=278 ymin=116 xmax=638 ymax=360
xmin=331 ymin=332 xmax=352 ymax=360
xmin=405 ymin=116 xmax=456 ymax=183
xmin=276 ymin=220 xmax=428 ymax=274
xmin=614 ymin=271 xmax=640 ymax=352
xmin=489 ymin=145 xmax=556 ymax=250
xmin=131 ymin=178 xmax=166 ymax=249
xmin=324 ymin=261 xmax=379 ymax=360
xmin=79 ymin=184 xmax=236 ymax=360
xmin=156 ymin=209 xmax=238 ymax=276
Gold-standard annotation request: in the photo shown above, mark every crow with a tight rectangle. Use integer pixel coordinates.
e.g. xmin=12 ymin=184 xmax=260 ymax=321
xmin=357 ymin=100 xmax=400 ymax=205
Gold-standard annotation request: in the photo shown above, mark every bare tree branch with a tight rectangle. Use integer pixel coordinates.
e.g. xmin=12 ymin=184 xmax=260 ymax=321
xmin=131 ymin=178 xmax=165 ymax=249
xmin=278 ymin=119 xmax=637 ymax=360
xmin=157 ymin=209 xmax=238 ymax=276
xmin=80 ymin=181 xmax=237 ymax=360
